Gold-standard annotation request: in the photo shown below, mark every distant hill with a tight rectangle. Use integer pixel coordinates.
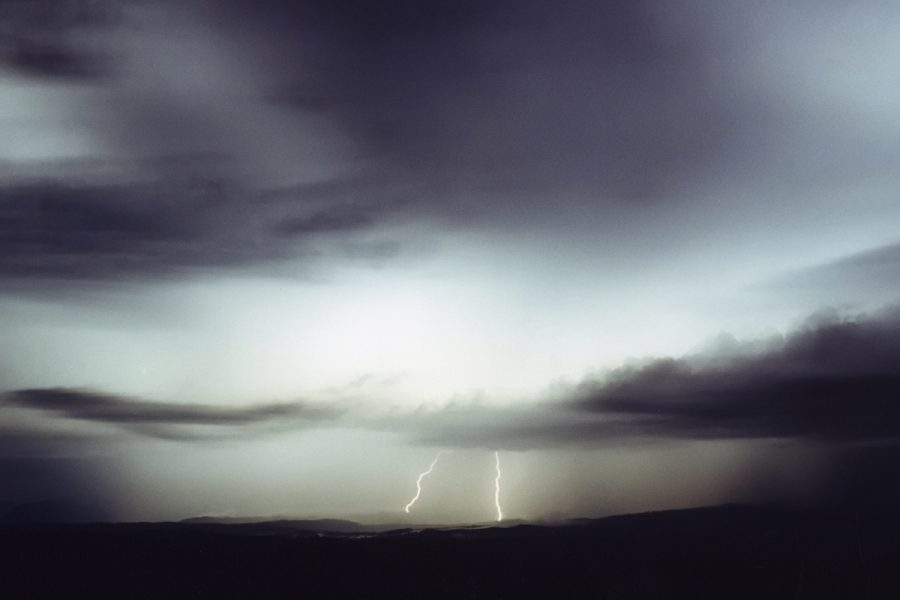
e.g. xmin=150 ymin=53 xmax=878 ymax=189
xmin=181 ymin=516 xmax=375 ymax=533
xmin=179 ymin=514 xmax=525 ymax=534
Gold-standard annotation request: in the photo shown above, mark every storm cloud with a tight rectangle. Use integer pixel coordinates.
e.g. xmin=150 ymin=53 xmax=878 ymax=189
xmin=3 ymin=0 xmax=900 ymax=521
xmin=7 ymin=307 xmax=900 ymax=449
xmin=576 ymin=310 xmax=900 ymax=442
xmin=0 ymin=177 xmax=400 ymax=284
xmin=409 ymin=308 xmax=900 ymax=449
xmin=218 ymin=0 xmax=745 ymax=206
xmin=0 ymin=0 xmax=115 ymax=80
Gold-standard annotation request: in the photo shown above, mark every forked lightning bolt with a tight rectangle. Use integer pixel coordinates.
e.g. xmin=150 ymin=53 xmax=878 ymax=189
xmin=404 ymin=452 xmax=444 ymax=513
xmin=494 ymin=451 xmax=503 ymax=522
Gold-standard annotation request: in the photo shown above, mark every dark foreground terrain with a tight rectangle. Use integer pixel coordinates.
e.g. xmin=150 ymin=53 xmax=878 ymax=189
xmin=1 ymin=505 xmax=899 ymax=599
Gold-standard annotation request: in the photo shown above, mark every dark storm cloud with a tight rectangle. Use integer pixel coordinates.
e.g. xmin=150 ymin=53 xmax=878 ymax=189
xmin=0 ymin=177 xmax=397 ymax=285
xmin=0 ymin=0 xmax=115 ymax=79
xmin=273 ymin=200 xmax=386 ymax=237
xmin=220 ymin=0 xmax=743 ymax=206
xmin=3 ymin=387 xmax=341 ymax=440
xmin=575 ymin=311 xmax=900 ymax=442
xmin=406 ymin=308 xmax=900 ymax=449
xmin=819 ymin=444 xmax=900 ymax=508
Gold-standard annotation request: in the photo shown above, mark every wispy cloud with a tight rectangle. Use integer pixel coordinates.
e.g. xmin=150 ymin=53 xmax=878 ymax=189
xmin=3 ymin=387 xmax=341 ymax=441
xmin=773 ymin=242 xmax=900 ymax=300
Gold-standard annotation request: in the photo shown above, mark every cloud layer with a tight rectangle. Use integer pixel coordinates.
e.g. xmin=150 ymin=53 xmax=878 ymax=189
xmin=0 ymin=177 xmax=398 ymax=284
xmin=406 ymin=308 xmax=900 ymax=449
xmin=5 ymin=308 xmax=900 ymax=450
xmin=219 ymin=0 xmax=744 ymax=205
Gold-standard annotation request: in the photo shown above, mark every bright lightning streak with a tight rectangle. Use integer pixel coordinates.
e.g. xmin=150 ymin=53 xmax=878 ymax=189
xmin=404 ymin=452 xmax=444 ymax=513
xmin=494 ymin=451 xmax=503 ymax=522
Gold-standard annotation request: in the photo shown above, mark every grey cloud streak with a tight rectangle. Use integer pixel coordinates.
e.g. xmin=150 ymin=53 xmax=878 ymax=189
xmin=3 ymin=387 xmax=341 ymax=441
xmin=774 ymin=241 xmax=900 ymax=302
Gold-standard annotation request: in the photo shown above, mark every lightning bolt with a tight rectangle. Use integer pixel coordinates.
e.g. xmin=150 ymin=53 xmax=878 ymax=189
xmin=404 ymin=452 xmax=444 ymax=513
xmin=494 ymin=451 xmax=503 ymax=522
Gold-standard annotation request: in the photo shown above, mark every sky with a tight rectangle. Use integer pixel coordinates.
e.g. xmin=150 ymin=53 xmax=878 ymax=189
xmin=2 ymin=0 xmax=900 ymax=524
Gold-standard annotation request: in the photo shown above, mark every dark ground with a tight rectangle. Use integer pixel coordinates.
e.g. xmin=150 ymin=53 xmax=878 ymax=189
xmin=1 ymin=504 xmax=899 ymax=599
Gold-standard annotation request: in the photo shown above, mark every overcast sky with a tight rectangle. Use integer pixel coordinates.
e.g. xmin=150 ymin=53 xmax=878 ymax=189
xmin=2 ymin=0 xmax=900 ymax=523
